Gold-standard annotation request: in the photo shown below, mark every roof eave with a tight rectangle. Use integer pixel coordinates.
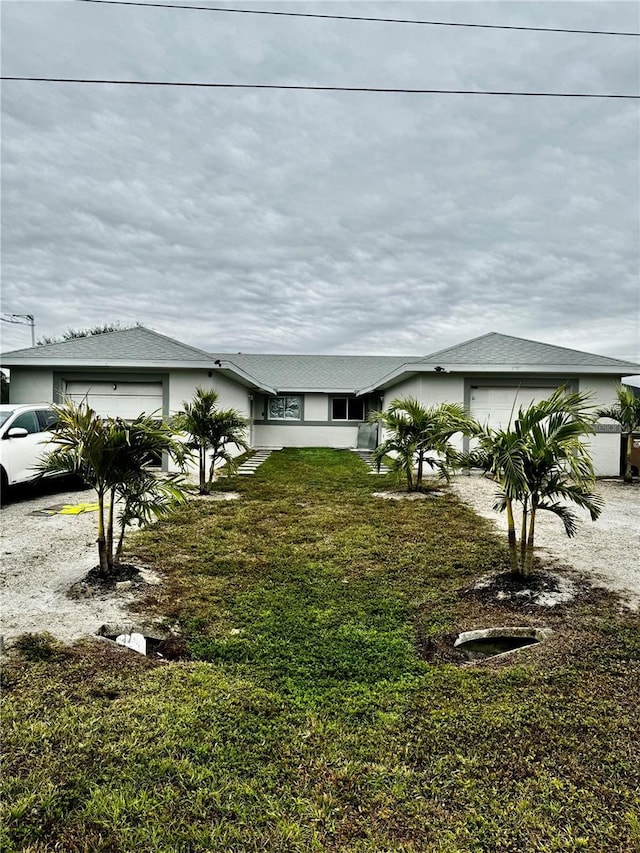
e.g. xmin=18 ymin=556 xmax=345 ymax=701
xmin=274 ymin=387 xmax=359 ymax=394
xmin=356 ymin=363 xmax=424 ymax=395
xmin=357 ymin=361 xmax=640 ymax=394
xmin=0 ymin=357 xmax=278 ymax=394
xmin=419 ymin=362 xmax=640 ymax=375
xmin=0 ymin=358 xmax=217 ymax=369
xmin=214 ymin=366 xmax=276 ymax=395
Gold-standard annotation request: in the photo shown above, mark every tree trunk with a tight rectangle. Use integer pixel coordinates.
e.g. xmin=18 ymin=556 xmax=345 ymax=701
xmin=524 ymin=503 xmax=537 ymax=578
xmin=416 ymin=451 xmax=424 ymax=490
xmin=115 ymin=524 xmax=126 ymax=565
xmin=505 ymin=497 xmax=519 ymax=574
xmin=96 ymin=488 xmax=110 ymax=576
xmin=405 ymin=454 xmax=414 ymax=492
xmin=625 ymin=432 xmax=633 ymax=484
xmin=106 ymin=486 xmax=116 ymax=571
xmin=199 ymin=444 xmax=207 ymax=493
xmin=519 ymin=495 xmax=529 ymax=575
xmin=208 ymin=449 xmax=218 ymax=485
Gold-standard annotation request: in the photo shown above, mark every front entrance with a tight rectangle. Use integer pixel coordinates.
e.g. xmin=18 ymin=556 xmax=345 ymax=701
xmin=357 ymin=421 xmax=378 ymax=449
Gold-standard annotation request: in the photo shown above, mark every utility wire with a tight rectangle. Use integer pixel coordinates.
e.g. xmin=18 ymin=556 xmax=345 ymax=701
xmin=73 ymin=0 xmax=640 ymax=37
xmin=1 ymin=77 xmax=638 ymax=99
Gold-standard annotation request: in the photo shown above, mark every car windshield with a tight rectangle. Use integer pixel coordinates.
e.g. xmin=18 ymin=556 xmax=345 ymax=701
xmin=0 ymin=410 xmax=16 ymax=428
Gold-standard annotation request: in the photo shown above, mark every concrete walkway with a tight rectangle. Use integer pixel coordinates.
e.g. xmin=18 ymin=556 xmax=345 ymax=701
xmin=236 ymin=447 xmax=282 ymax=476
xmin=350 ymin=448 xmax=390 ymax=475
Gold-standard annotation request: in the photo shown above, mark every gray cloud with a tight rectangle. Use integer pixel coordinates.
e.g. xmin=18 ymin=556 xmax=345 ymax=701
xmin=1 ymin=1 xmax=638 ymax=364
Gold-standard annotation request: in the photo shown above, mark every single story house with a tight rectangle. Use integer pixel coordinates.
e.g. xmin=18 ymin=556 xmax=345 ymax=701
xmin=2 ymin=327 xmax=638 ymax=477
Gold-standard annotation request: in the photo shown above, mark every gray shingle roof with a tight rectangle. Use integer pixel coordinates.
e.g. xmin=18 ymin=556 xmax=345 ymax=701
xmin=209 ymin=353 xmax=409 ymax=392
xmin=3 ymin=328 xmax=637 ymax=394
xmin=1 ymin=326 xmax=214 ymax=364
xmin=418 ymin=332 xmax=639 ymax=370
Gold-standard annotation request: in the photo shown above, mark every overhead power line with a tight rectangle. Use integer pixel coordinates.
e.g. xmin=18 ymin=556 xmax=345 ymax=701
xmin=1 ymin=314 xmax=35 ymax=346
xmin=73 ymin=0 xmax=640 ymax=37
xmin=1 ymin=77 xmax=638 ymax=99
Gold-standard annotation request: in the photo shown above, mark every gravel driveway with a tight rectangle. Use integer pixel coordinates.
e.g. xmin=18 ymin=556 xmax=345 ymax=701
xmin=1 ymin=482 xmax=140 ymax=646
xmin=451 ymin=474 xmax=640 ymax=611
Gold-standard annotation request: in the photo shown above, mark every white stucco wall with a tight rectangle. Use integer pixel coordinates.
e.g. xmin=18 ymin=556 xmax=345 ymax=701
xmin=168 ymin=370 xmax=252 ymax=473
xmin=303 ymin=393 xmax=330 ymax=421
xmin=168 ymin=370 xmax=251 ymax=418
xmin=578 ymin=376 xmax=619 ymax=409
xmin=583 ymin=433 xmax=620 ymax=478
xmin=253 ymin=424 xmax=358 ymax=448
xmin=579 ymin=376 xmax=623 ymax=477
xmin=383 ymin=375 xmax=465 ymax=408
xmin=382 ymin=376 xmax=422 ymax=404
xmin=380 ymin=375 xmax=467 ymax=452
xmin=7 ymin=369 xmax=55 ymax=404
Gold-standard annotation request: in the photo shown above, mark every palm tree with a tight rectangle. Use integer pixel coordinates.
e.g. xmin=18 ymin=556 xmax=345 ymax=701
xmin=114 ymin=469 xmax=187 ymax=565
xmin=203 ymin=408 xmax=251 ymax=482
xmin=370 ymin=398 xmax=475 ymax=491
xmin=596 ymin=384 xmax=640 ymax=483
xmin=173 ymin=387 xmax=249 ymax=493
xmin=468 ymin=389 xmax=603 ymax=577
xmin=41 ymin=401 xmax=189 ymax=577
xmin=466 ymin=427 xmax=524 ymax=569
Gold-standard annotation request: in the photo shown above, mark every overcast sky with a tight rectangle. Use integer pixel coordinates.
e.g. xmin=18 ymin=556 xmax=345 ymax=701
xmin=1 ymin=0 xmax=639 ymax=363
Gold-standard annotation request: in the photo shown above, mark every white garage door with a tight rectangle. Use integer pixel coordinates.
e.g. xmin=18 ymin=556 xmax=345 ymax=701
xmin=470 ymin=386 xmax=557 ymax=430
xmin=64 ymin=381 xmax=164 ymax=419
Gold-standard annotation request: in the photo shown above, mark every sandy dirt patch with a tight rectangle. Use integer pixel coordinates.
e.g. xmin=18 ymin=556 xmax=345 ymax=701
xmin=451 ymin=474 xmax=640 ymax=611
xmin=372 ymin=490 xmax=444 ymax=501
xmin=189 ymin=491 xmax=240 ymax=501
xmin=0 ymin=484 xmax=147 ymax=646
xmin=1 ymin=479 xmax=241 ymax=647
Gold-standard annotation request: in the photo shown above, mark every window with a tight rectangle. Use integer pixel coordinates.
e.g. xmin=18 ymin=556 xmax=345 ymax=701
xmin=332 ymin=397 xmax=364 ymax=421
xmin=37 ymin=409 xmax=59 ymax=431
xmin=0 ymin=409 xmax=16 ymax=429
xmin=10 ymin=411 xmax=40 ymax=434
xmin=268 ymin=396 xmax=301 ymax=421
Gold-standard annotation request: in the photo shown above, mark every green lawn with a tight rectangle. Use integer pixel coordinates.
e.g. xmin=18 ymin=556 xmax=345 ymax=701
xmin=2 ymin=449 xmax=639 ymax=852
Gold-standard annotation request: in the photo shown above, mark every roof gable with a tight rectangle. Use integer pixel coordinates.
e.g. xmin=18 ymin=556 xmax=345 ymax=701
xmin=1 ymin=326 xmax=214 ymax=364
xmin=356 ymin=332 xmax=640 ymax=394
xmin=418 ymin=332 xmax=638 ymax=369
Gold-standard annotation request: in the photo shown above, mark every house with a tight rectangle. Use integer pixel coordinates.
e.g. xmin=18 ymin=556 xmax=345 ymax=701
xmin=2 ymin=327 xmax=638 ymax=477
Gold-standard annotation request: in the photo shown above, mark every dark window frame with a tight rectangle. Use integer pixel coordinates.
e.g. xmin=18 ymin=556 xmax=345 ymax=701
xmin=330 ymin=396 xmax=365 ymax=422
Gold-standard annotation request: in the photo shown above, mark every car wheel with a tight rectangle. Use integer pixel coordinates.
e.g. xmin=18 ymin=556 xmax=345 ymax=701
xmin=0 ymin=467 xmax=10 ymax=506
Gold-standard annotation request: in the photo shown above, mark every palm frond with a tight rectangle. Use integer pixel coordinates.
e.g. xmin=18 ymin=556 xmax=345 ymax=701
xmin=596 ymin=384 xmax=640 ymax=433
xmin=536 ymin=501 xmax=580 ymax=538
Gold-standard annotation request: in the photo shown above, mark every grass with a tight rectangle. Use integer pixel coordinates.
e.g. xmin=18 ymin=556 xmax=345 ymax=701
xmin=2 ymin=448 xmax=639 ymax=852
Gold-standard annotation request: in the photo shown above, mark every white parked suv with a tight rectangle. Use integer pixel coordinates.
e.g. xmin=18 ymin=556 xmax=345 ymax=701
xmin=0 ymin=403 xmax=60 ymax=492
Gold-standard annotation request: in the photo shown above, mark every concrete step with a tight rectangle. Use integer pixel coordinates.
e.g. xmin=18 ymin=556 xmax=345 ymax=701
xmin=235 ymin=448 xmax=280 ymax=476
xmin=351 ymin=449 xmax=390 ymax=474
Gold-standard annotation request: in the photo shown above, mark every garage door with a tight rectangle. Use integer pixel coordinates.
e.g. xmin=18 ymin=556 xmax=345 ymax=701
xmin=64 ymin=381 xmax=164 ymax=419
xmin=470 ymin=386 xmax=557 ymax=430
